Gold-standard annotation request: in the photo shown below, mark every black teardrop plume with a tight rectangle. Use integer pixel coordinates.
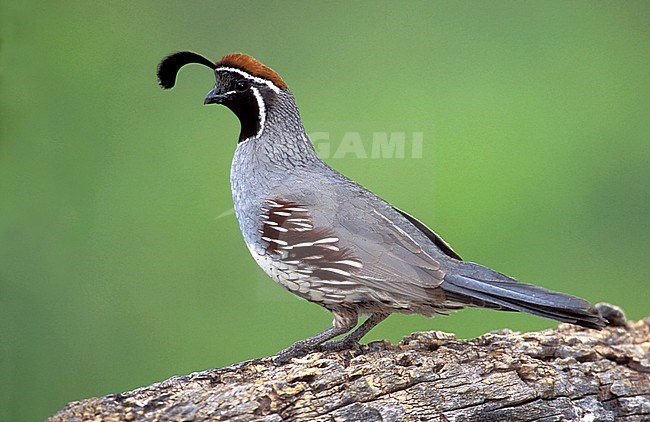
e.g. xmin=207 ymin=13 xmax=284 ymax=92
xmin=157 ymin=51 xmax=215 ymax=89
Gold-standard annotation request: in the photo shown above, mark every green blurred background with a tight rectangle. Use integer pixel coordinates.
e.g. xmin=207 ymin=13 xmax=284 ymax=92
xmin=2 ymin=1 xmax=649 ymax=420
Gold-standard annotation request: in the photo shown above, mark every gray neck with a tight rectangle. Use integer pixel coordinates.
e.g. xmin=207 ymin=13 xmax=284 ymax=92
xmin=234 ymin=89 xmax=323 ymax=178
xmin=252 ymin=90 xmax=319 ymax=167
xmin=230 ymin=90 xmax=326 ymax=239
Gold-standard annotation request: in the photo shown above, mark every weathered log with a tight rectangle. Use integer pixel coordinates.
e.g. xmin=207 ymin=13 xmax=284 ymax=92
xmin=51 ymin=305 xmax=650 ymax=421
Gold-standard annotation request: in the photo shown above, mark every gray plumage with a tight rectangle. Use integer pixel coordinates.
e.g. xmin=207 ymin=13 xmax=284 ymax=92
xmin=232 ymin=89 xmax=602 ymax=325
xmin=157 ymin=51 xmax=605 ymax=361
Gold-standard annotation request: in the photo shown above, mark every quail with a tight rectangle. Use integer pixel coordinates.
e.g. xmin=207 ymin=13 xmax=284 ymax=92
xmin=157 ymin=51 xmax=605 ymax=361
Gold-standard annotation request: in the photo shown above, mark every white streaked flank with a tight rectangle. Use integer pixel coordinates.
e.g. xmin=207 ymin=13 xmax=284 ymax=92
xmin=295 ymin=269 xmax=313 ymax=274
xmin=290 ymin=222 xmax=313 ymax=228
xmin=320 ymin=245 xmax=340 ymax=251
xmin=314 ymin=237 xmax=339 ymax=244
xmin=314 ymin=279 xmax=358 ymax=286
xmin=335 ymin=260 xmax=363 ymax=269
xmin=321 ymin=267 xmax=352 ymax=277
xmin=262 ymin=236 xmax=288 ymax=246
xmin=284 ymin=237 xmax=339 ymax=249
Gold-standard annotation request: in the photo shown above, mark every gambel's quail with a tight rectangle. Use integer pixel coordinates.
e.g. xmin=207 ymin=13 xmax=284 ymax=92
xmin=157 ymin=52 xmax=605 ymax=361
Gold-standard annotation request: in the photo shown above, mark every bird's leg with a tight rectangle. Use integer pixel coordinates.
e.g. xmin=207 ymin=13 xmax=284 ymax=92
xmin=273 ymin=309 xmax=358 ymax=364
xmin=320 ymin=313 xmax=389 ymax=352
xmin=273 ymin=326 xmax=352 ymax=364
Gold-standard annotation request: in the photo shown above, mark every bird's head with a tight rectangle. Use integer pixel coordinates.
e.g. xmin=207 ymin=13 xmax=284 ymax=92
xmin=157 ymin=51 xmax=288 ymax=142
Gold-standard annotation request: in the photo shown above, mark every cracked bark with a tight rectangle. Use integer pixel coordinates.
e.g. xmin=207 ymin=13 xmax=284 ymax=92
xmin=51 ymin=306 xmax=649 ymax=421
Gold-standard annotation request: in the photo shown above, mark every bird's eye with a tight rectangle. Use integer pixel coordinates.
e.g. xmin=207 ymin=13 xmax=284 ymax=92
xmin=235 ymin=80 xmax=250 ymax=92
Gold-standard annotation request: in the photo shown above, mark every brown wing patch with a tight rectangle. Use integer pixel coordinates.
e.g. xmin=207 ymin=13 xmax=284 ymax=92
xmin=216 ymin=53 xmax=288 ymax=90
xmin=260 ymin=200 xmax=362 ymax=281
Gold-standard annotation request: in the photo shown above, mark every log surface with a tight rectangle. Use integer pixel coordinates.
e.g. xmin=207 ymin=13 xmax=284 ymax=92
xmin=51 ymin=312 xmax=650 ymax=421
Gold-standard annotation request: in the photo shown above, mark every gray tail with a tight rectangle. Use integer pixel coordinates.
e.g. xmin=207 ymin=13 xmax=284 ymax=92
xmin=441 ymin=273 xmax=606 ymax=329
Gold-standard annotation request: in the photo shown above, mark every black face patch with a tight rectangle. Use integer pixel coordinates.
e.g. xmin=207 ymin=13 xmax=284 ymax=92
xmin=213 ymin=70 xmax=279 ymax=142
xmin=224 ymin=88 xmax=262 ymax=141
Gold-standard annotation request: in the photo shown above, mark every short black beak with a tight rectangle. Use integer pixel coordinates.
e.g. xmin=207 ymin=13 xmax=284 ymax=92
xmin=204 ymin=87 xmax=228 ymax=105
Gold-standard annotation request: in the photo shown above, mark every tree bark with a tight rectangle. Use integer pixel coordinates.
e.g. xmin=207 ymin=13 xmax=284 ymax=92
xmin=51 ymin=305 xmax=650 ymax=421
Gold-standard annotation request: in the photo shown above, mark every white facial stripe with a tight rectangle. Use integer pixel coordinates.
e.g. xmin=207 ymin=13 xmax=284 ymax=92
xmin=216 ymin=66 xmax=281 ymax=94
xmin=250 ymin=86 xmax=266 ymax=139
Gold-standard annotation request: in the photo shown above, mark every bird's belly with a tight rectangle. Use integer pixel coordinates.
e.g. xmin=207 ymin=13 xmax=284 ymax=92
xmin=244 ymin=243 xmax=454 ymax=317
xmin=245 ymin=242 xmax=353 ymax=305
